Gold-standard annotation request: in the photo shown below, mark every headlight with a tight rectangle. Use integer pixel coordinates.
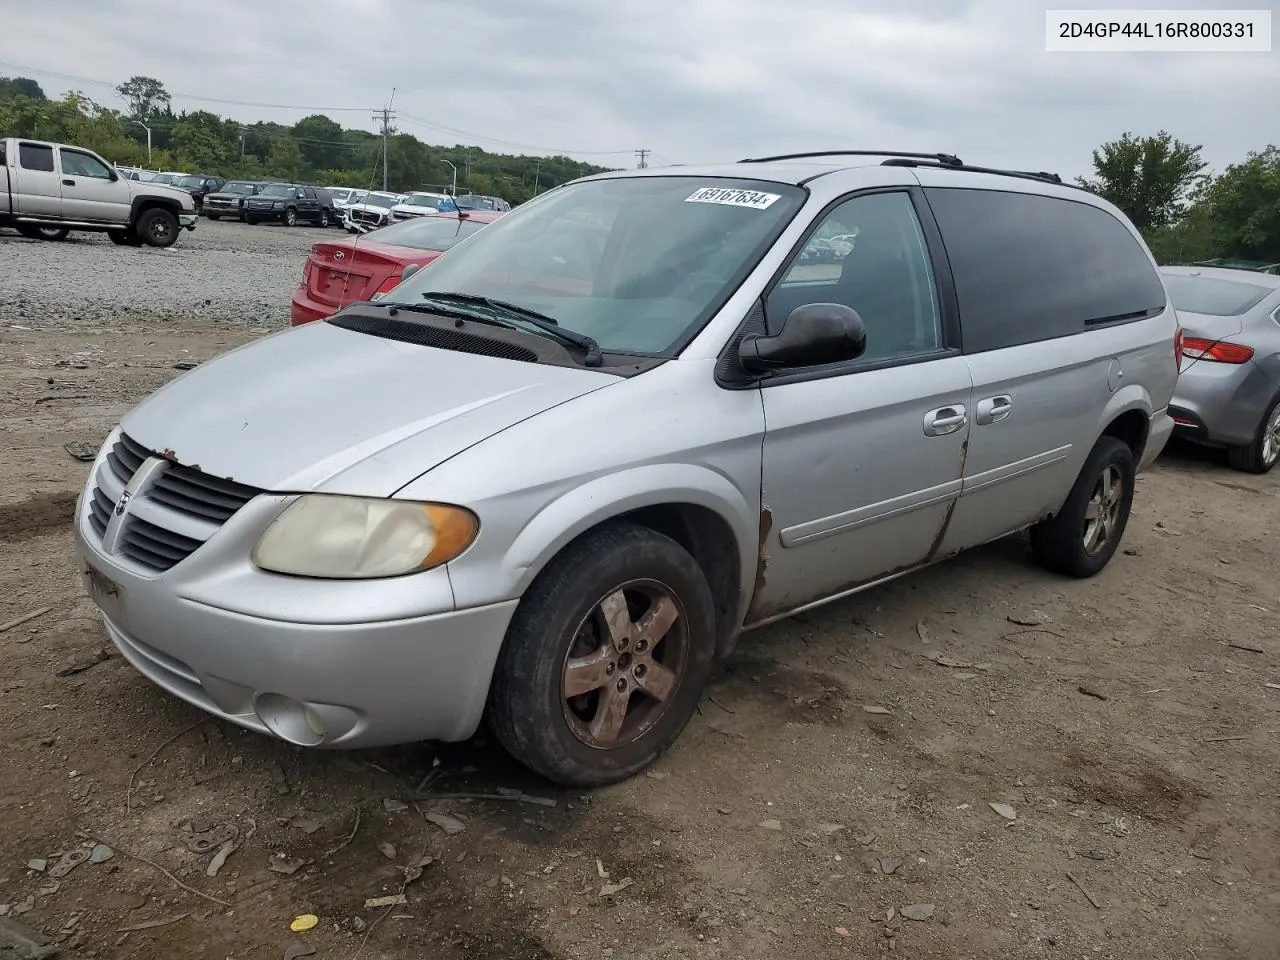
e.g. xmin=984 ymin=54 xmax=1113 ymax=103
xmin=252 ymin=495 xmax=479 ymax=579
xmin=273 ymin=200 xmax=284 ymax=208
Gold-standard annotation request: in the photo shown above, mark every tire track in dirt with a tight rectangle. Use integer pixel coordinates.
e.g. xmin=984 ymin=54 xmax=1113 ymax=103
xmin=0 ymin=491 xmax=78 ymax=542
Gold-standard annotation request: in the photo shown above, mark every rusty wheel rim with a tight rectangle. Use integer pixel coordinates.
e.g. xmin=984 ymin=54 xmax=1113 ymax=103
xmin=560 ymin=579 xmax=688 ymax=750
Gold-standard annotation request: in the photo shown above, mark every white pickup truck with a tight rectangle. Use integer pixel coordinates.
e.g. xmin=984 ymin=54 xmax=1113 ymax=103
xmin=1 ymin=137 xmax=197 ymax=247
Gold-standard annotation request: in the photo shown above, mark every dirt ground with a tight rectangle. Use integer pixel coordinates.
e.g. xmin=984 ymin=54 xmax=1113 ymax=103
xmin=2 ymin=314 xmax=1279 ymax=960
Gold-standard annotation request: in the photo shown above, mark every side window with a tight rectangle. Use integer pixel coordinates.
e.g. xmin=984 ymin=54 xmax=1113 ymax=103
xmin=18 ymin=143 xmax=55 ymax=172
xmin=923 ymin=187 xmax=1167 ymax=353
xmin=766 ymin=191 xmax=942 ymax=364
xmin=60 ymin=150 xmax=113 ymax=179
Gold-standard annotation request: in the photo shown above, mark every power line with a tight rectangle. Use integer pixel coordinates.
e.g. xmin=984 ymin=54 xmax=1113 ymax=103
xmin=0 ymin=60 xmax=374 ymax=112
xmin=635 ymin=148 xmax=650 ymax=169
xmin=397 ymin=111 xmax=633 ymax=158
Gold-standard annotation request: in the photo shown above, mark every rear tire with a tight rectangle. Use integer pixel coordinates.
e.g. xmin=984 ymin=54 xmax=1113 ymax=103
xmin=1226 ymin=396 xmax=1280 ymax=474
xmin=136 ymin=208 xmax=179 ymax=248
xmin=1031 ymin=436 xmax=1135 ymax=578
xmin=489 ymin=522 xmax=717 ymax=787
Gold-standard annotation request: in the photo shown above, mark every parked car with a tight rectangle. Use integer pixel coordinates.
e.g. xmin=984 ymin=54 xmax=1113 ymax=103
xmin=1 ymin=137 xmax=197 ymax=246
xmin=454 ymin=194 xmax=511 ymax=212
xmin=1161 ymin=265 xmax=1280 ymax=473
xmin=73 ymin=152 xmax=1178 ymax=787
xmin=343 ymin=191 xmax=403 ymax=232
xmin=290 ymin=209 xmax=504 ymax=325
xmin=325 ymin=187 xmax=366 ymax=222
xmin=243 ymin=184 xmax=336 ymax=227
xmin=202 ymin=180 xmax=265 ymax=221
xmin=389 ymin=191 xmax=458 ymax=222
xmin=172 ymin=174 xmax=227 ymax=213
xmin=146 ymin=172 xmax=187 ymax=186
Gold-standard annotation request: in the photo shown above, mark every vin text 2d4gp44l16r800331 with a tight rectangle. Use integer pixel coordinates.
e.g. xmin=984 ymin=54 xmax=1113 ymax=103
xmin=74 ymin=150 xmax=1180 ymax=787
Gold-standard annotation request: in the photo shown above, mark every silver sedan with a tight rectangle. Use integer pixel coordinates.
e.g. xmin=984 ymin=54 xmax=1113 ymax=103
xmin=1163 ymin=266 xmax=1280 ymax=473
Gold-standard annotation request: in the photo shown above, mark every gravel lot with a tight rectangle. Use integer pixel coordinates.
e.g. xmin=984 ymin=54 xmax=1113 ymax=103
xmin=0 ymin=218 xmax=326 ymax=326
xmin=2 ymin=223 xmax=1279 ymax=960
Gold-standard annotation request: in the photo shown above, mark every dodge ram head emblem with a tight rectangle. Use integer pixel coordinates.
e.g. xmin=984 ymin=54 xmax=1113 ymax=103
xmin=113 ymin=489 xmax=133 ymax=516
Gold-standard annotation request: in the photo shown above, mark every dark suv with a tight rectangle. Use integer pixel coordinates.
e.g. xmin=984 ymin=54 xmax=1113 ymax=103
xmin=203 ymin=180 xmax=266 ymax=221
xmin=172 ymin=174 xmax=227 ymax=214
xmin=243 ymin=184 xmax=336 ymax=227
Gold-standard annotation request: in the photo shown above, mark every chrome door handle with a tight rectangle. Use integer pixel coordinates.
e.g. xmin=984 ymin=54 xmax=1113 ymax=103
xmin=975 ymin=395 xmax=1013 ymax=425
xmin=924 ymin=404 xmax=967 ymax=437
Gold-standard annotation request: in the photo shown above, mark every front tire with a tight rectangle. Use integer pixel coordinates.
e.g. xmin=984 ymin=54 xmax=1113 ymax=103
xmin=107 ymin=229 xmax=142 ymax=246
xmin=1031 ymin=436 xmax=1135 ymax=578
xmin=1227 ymin=396 xmax=1280 ymax=474
xmin=319 ymin=209 xmax=330 ymax=227
xmin=282 ymin=207 xmax=297 ymax=227
xmin=489 ymin=522 xmax=717 ymax=787
xmin=136 ymin=208 xmax=179 ymax=248
xmin=207 ymin=213 xmax=221 ymax=221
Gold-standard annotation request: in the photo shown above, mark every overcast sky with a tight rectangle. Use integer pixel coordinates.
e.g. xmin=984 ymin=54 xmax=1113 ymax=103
xmin=1 ymin=0 xmax=1275 ymax=179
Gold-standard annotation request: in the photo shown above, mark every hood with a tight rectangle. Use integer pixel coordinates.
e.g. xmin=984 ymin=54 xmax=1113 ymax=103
xmin=205 ymin=191 xmax=250 ymax=201
xmin=119 ymin=320 xmax=619 ymax=496
xmin=347 ymin=202 xmax=395 ymax=213
xmin=130 ymin=181 xmax=195 ymax=207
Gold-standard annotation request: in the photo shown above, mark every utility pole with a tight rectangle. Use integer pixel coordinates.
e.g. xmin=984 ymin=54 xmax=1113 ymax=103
xmin=441 ymin=159 xmax=457 ymax=196
xmin=463 ymin=147 xmax=472 ymax=184
xmin=127 ymin=120 xmax=152 ymax=164
xmin=533 ymin=158 xmax=542 ymax=196
xmin=372 ymin=101 xmax=397 ymax=191
xmin=635 ymin=148 xmax=650 ymax=169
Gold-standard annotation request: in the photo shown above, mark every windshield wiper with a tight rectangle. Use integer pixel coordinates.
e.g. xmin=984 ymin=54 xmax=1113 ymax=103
xmin=420 ymin=292 xmax=603 ymax=367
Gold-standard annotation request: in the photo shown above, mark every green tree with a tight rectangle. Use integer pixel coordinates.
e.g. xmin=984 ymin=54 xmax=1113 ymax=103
xmin=116 ymin=75 xmax=171 ymax=121
xmin=265 ymin=137 xmax=303 ymax=180
xmin=1078 ymin=131 xmax=1207 ymax=233
xmin=170 ymin=110 xmax=232 ymax=170
xmin=1195 ymin=147 xmax=1280 ymax=263
xmin=0 ymin=75 xmax=46 ymax=102
xmin=291 ymin=114 xmax=347 ymax=171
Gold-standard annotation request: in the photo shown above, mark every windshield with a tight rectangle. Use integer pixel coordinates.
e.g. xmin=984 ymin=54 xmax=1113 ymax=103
xmin=1163 ymin=273 xmax=1273 ymax=316
xmin=223 ymin=182 xmax=257 ymax=194
xmin=328 ymin=188 xmax=353 ymax=201
xmin=175 ymin=175 xmax=205 ymax=188
xmin=150 ymin=173 xmax=180 ymax=185
xmin=406 ymin=195 xmax=448 ymax=207
xmin=364 ymin=194 xmax=399 ymax=209
xmin=366 ymin=216 xmax=489 ymax=251
xmin=260 ymin=184 xmax=299 ymax=198
xmin=385 ymin=176 xmax=806 ymax=356
xmin=455 ymin=196 xmax=495 ymax=209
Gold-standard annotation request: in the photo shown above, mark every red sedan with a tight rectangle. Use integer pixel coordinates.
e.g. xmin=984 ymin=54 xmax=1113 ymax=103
xmin=290 ymin=210 xmax=503 ymax=325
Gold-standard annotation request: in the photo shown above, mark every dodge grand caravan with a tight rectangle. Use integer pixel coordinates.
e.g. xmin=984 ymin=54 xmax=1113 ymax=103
xmin=74 ymin=150 xmax=1180 ymax=787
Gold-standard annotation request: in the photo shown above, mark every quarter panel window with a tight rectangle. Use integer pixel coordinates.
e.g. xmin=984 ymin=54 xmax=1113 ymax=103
xmin=766 ymin=191 xmax=942 ymax=364
xmin=18 ymin=143 xmax=54 ymax=172
xmin=924 ymin=187 xmax=1167 ymax=353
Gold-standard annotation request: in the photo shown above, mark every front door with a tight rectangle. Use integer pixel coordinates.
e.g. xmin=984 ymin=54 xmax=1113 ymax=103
xmin=57 ymin=147 xmax=132 ymax=223
xmin=751 ymin=189 xmax=971 ymax=623
xmin=14 ymin=142 xmax=61 ymax=217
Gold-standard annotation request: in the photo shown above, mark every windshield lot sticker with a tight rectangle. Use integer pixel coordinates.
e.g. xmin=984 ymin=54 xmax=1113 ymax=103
xmin=685 ymin=187 xmax=781 ymax=209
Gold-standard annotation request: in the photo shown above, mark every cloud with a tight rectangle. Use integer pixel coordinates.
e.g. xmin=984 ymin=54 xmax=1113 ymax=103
xmin=1 ymin=0 xmax=1275 ymax=178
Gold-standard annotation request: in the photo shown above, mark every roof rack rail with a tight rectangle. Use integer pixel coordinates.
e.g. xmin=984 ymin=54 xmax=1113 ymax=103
xmin=739 ymin=150 xmax=963 ymax=167
xmin=880 ymin=157 xmax=1069 ymax=187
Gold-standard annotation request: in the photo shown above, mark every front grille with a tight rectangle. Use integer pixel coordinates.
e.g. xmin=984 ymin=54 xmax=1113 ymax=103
xmin=352 ymin=209 xmax=384 ymax=225
xmin=86 ymin=432 xmax=262 ymax=573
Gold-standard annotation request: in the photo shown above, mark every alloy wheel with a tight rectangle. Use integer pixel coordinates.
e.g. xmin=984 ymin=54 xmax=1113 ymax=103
xmin=1082 ymin=464 xmax=1124 ymax=555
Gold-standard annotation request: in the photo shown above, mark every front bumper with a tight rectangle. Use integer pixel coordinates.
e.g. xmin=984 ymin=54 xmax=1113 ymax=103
xmin=73 ymin=433 xmax=517 ymax=749
xmin=180 ymin=212 xmax=197 ymax=231
xmin=244 ymin=206 xmax=284 ymax=222
xmin=1171 ymin=358 xmax=1280 ymax=447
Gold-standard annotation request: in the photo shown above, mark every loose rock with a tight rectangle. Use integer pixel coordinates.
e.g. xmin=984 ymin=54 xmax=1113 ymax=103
xmin=901 ymin=903 xmax=936 ymax=921
xmin=989 ymin=802 xmax=1017 ymax=821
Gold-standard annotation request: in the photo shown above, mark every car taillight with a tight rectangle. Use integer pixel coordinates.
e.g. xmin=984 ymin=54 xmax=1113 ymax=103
xmin=1173 ymin=327 xmax=1183 ymax=372
xmin=369 ymin=270 xmax=406 ymax=300
xmin=1181 ymin=336 xmax=1254 ymax=365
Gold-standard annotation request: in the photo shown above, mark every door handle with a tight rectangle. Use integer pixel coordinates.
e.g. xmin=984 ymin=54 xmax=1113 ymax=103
xmin=975 ymin=395 xmax=1013 ymax=425
xmin=923 ymin=404 xmax=967 ymax=437
xmin=62 ymin=178 xmax=75 ymax=186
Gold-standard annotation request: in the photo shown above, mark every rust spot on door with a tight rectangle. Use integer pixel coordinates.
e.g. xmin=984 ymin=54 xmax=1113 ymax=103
xmin=747 ymin=504 xmax=773 ymax=619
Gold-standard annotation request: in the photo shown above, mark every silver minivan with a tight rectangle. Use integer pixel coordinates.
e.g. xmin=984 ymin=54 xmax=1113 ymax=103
xmin=74 ymin=151 xmax=1180 ymax=786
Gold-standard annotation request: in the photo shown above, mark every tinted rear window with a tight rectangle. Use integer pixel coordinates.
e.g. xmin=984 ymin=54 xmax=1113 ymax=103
xmin=924 ymin=187 xmax=1167 ymax=353
xmin=1161 ymin=274 xmax=1273 ymax=316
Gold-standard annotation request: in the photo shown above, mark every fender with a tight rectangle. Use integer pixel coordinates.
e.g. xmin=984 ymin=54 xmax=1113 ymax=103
xmin=1096 ymin=382 xmax=1154 ymax=443
xmin=457 ymin=463 xmax=759 ymax=625
xmin=130 ymin=194 xmax=182 ymax=222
